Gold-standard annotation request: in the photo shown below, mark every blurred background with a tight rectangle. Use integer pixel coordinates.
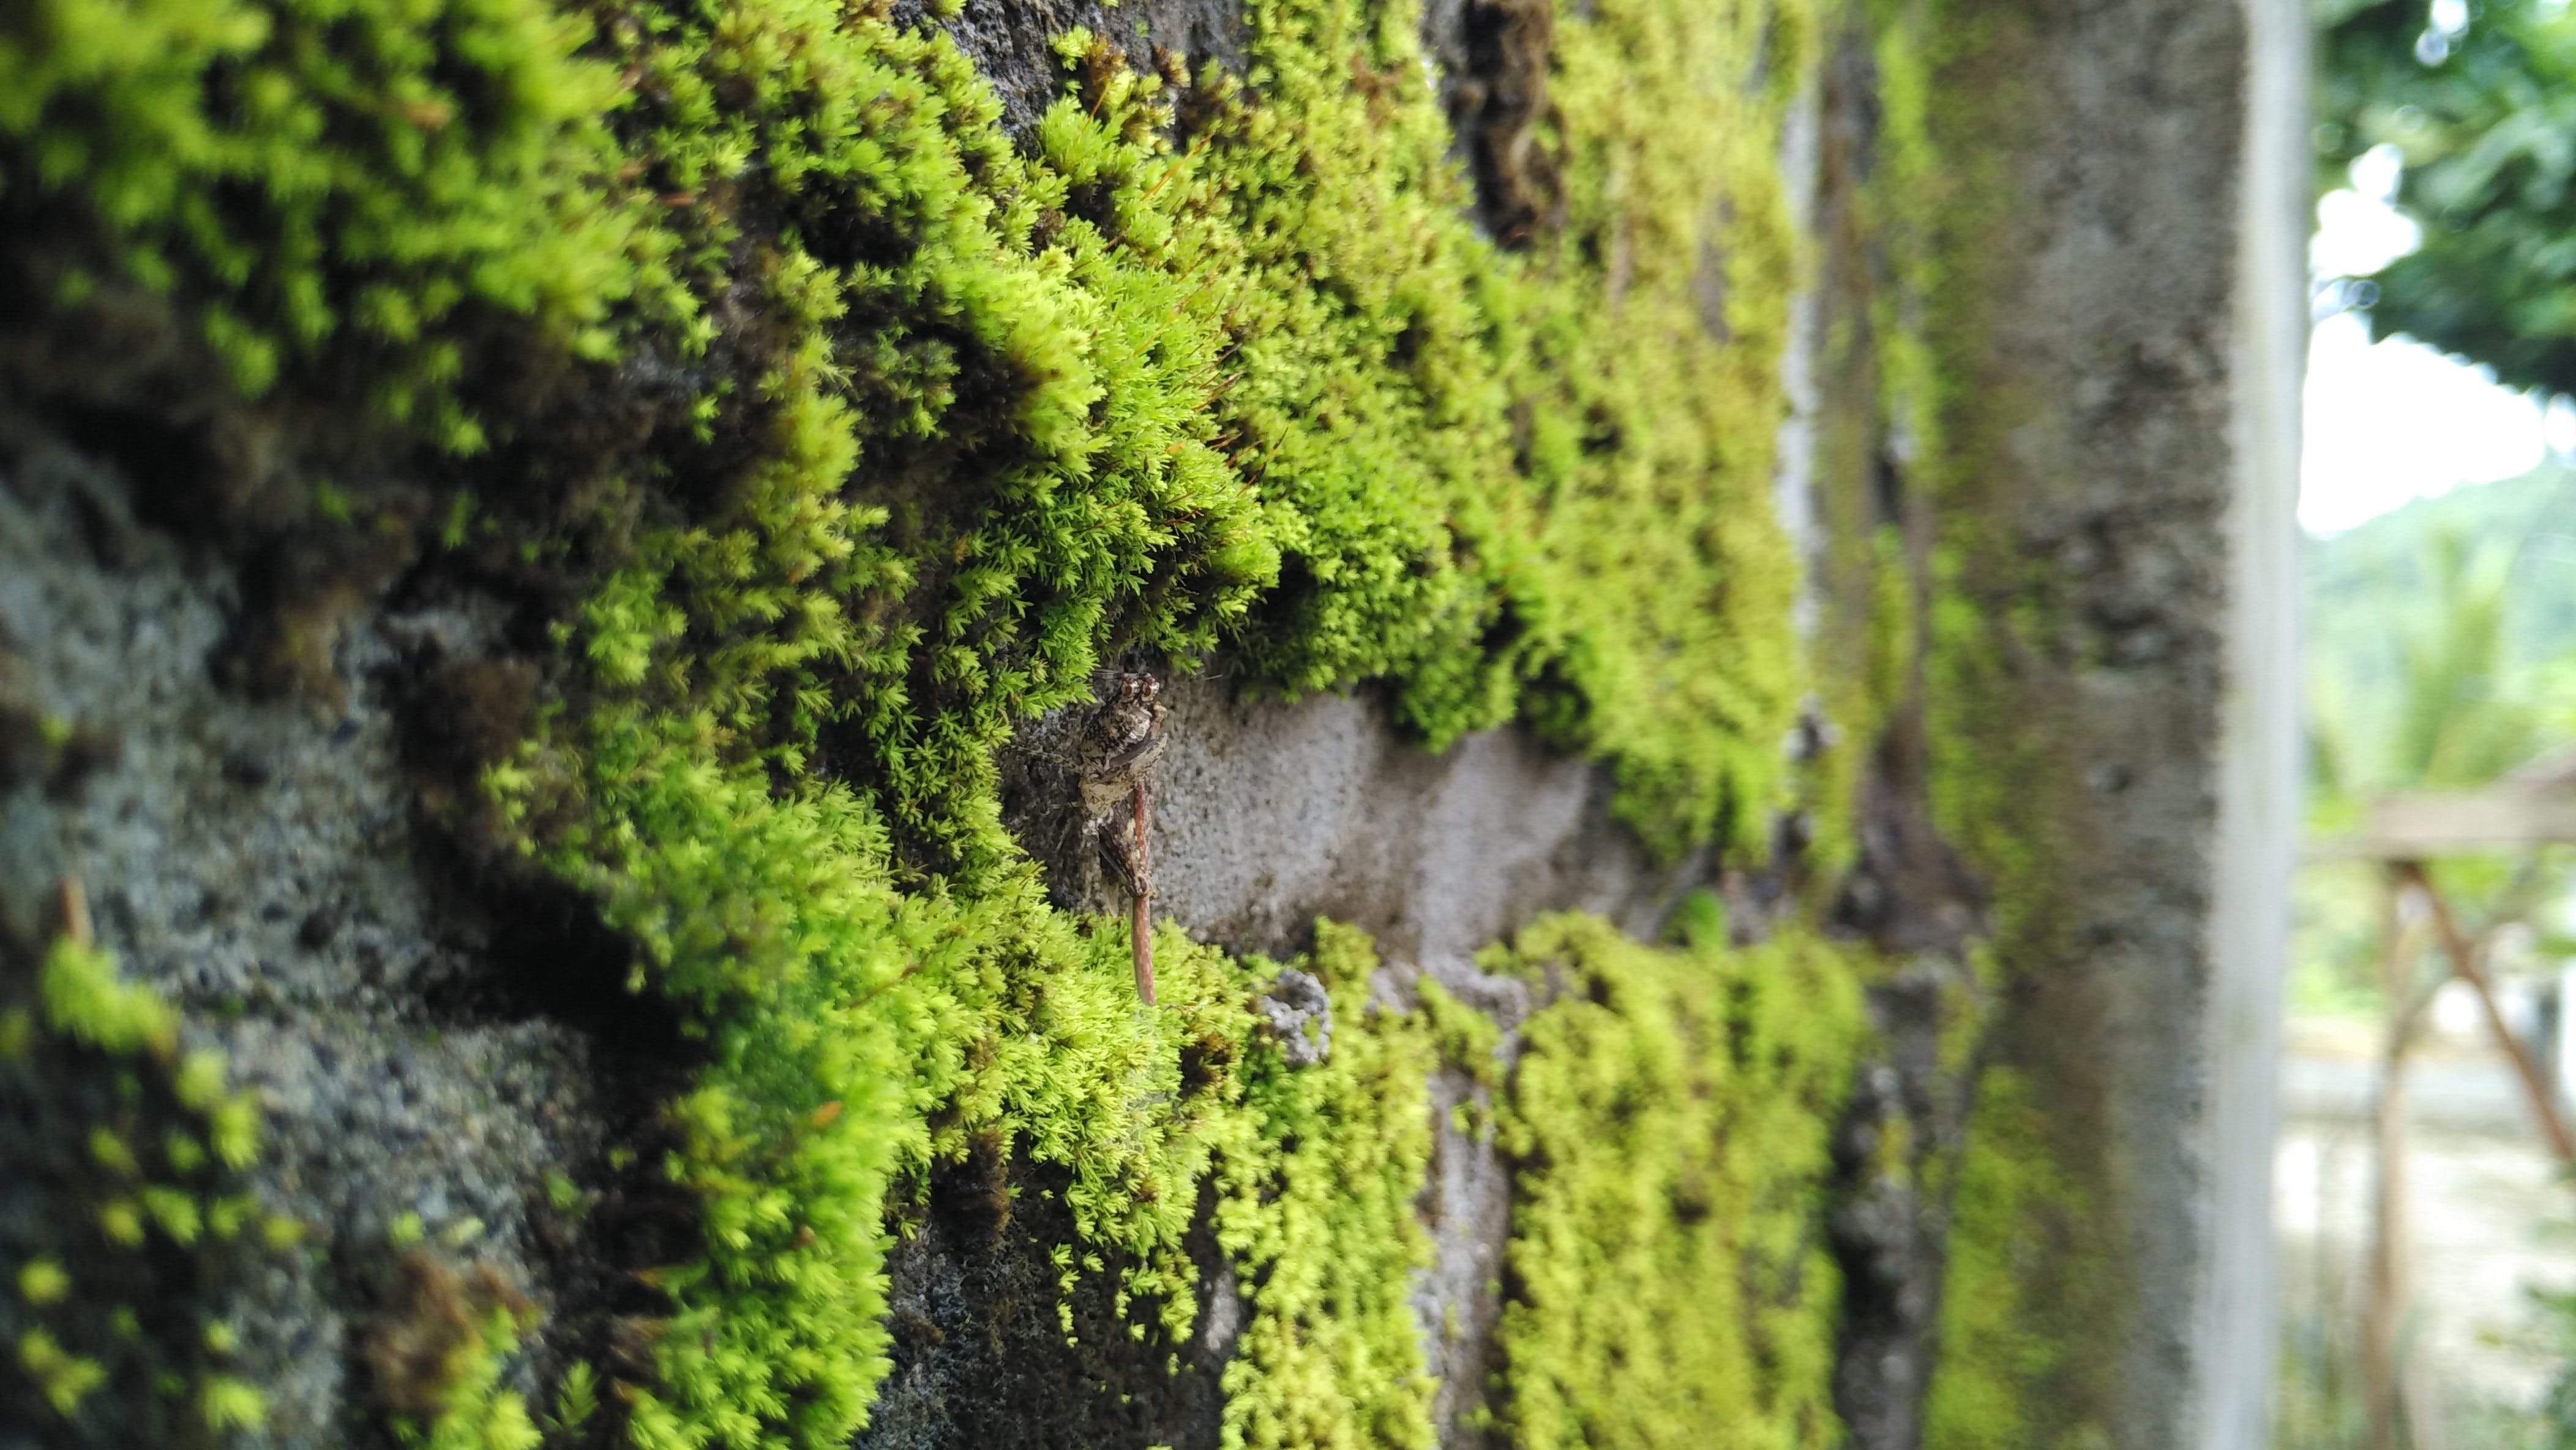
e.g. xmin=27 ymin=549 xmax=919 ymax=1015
xmin=2283 ymin=1 xmax=2576 ymax=1443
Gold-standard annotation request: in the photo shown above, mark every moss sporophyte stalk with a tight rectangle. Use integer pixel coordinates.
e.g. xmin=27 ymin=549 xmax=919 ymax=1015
xmin=2 ymin=0 xmax=1889 ymax=1434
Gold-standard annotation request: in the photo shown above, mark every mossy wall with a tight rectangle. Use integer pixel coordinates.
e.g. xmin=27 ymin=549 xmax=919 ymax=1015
xmin=0 ymin=0 xmax=2275 ymax=1436
xmin=1863 ymin=0 xmax=2270 ymax=1442
xmin=1779 ymin=0 xmax=2283 ymax=1440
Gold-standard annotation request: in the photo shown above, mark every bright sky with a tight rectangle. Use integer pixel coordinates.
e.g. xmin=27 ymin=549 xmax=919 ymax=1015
xmin=2300 ymin=145 xmax=2569 ymax=535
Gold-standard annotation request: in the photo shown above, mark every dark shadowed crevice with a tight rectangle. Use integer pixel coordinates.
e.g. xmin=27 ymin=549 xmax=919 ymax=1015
xmin=1423 ymin=0 xmax=1563 ymax=246
xmin=858 ymin=1152 xmax=1236 ymax=1450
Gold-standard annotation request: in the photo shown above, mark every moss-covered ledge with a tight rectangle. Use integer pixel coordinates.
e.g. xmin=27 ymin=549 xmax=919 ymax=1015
xmin=0 ymin=0 xmax=1927 ymax=1439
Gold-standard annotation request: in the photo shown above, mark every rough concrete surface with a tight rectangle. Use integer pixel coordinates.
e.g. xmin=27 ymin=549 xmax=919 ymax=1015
xmin=1007 ymin=673 xmax=1702 ymax=965
xmin=1923 ymin=0 xmax=2274 ymax=1439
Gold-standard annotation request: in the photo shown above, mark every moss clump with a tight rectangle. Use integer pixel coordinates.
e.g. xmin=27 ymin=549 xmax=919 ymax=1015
xmin=1873 ymin=0 xmax=2141 ymax=1432
xmin=0 ymin=0 xmax=672 ymax=447
xmin=1211 ymin=923 xmax=1438 ymax=1450
xmin=1485 ymin=906 xmax=1865 ymax=1450
xmin=1918 ymin=1065 xmax=2117 ymax=1449
xmin=388 ymin=1295 xmax=545 ymax=1450
xmin=1 ymin=934 xmax=278 ymax=1441
xmin=1180 ymin=0 xmax=1813 ymax=852
xmin=528 ymin=647 xmax=1449 ymax=1444
xmin=369 ymin=1250 xmax=547 ymax=1450
xmin=6 ymin=0 xmax=1812 ymax=855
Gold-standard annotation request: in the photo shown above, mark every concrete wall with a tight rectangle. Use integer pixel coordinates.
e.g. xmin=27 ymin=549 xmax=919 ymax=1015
xmin=0 ymin=0 xmax=2305 ymax=1439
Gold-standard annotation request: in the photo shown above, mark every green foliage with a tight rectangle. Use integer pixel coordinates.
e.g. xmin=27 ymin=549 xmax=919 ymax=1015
xmin=2520 ymin=1283 xmax=2576 ymax=1448
xmin=2319 ymin=0 xmax=2576 ymax=394
xmin=1485 ymin=910 xmax=1864 ymax=1450
xmin=2298 ymin=487 xmax=2576 ymax=1018
xmin=2305 ymin=466 xmax=2576 ymax=806
xmin=1 ymin=936 xmax=277 ymax=1440
xmin=2385 ymin=530 xmax=2544 ymax=787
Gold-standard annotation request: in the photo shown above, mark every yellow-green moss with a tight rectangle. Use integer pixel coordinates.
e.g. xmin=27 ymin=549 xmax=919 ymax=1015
xmin=0 ymin=0 xmax=673 ymax=448
xmin=4 ymin=0 xmax=1813 ymax=855
xmin=2 ymin=937 xmax=276 ymax=1440
xmin=1485 ymin=907 xmax=1865 ymax=1450
xmin=390 ymin=1299 xmax=545 ymax=1450
xmin=1211 ymin=923 xmax=1440 ymax=1450
xmin=1919 ymin=1065 xmax=2118 ymax=1449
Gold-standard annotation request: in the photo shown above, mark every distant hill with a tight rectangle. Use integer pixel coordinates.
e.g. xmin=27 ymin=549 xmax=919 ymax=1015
xmin=2304 ymin=460 xmax=2576 ymax=781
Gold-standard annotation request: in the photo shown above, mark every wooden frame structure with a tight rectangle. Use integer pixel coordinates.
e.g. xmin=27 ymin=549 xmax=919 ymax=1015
xmin=2312 ymin=748 xmax=2576 ymax=1450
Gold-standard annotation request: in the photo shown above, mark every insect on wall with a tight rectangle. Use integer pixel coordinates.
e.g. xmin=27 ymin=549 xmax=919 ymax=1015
xmin=1077 ymin=672 xmax=1171 ymax=1004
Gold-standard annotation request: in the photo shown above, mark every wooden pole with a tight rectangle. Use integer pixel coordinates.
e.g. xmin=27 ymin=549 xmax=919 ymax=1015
xmin=2364 ymin=865 xmax=2410 ymax=1450
xmin=2395 ymin=860 xmax=2576 ymax=1169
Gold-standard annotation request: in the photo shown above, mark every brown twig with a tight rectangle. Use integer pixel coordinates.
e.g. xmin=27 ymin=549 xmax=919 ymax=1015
xmin=58 ymin=877 xmax=92 ymax=948
xmin=1077 ymin=671 xmax=1166 ymax=1005
xmin=1130 ymin=782 xmax=1154 ymax=1005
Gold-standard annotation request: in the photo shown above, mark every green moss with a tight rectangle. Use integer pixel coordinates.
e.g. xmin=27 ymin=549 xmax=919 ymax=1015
xmin=0 ymin=0 xmax=675 ymax=447
xmin=40 ymin=937 xmax=179 ymax=1059
xmin=533 ymin=661 xmax=1445 ymax=1444
xmin=1919 ymin=1065 xmax=2119 ymax=1449
xmin=1211 ymin=923 xmax=1438 ymax=1450
xmin=18 ymin=1326 xmax=107 ymax=1415
xmin=443 ymin=0 xmax=1836 ymax=1433
xmin=1868 ymin=0 xmax=2136 ymax=1432
xmin=6 ymin=0 xmax=1812 ymax=854
xmin=1 ymin=936 xmax=277 ymax=1440
xmin=197 ymin=1372 xmax=271 ymax=1433
xmin=17 ymin=1260 xmax=70 ymax=1307
xmin=1485 ymin=909 xmax=1865 ymax=1450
